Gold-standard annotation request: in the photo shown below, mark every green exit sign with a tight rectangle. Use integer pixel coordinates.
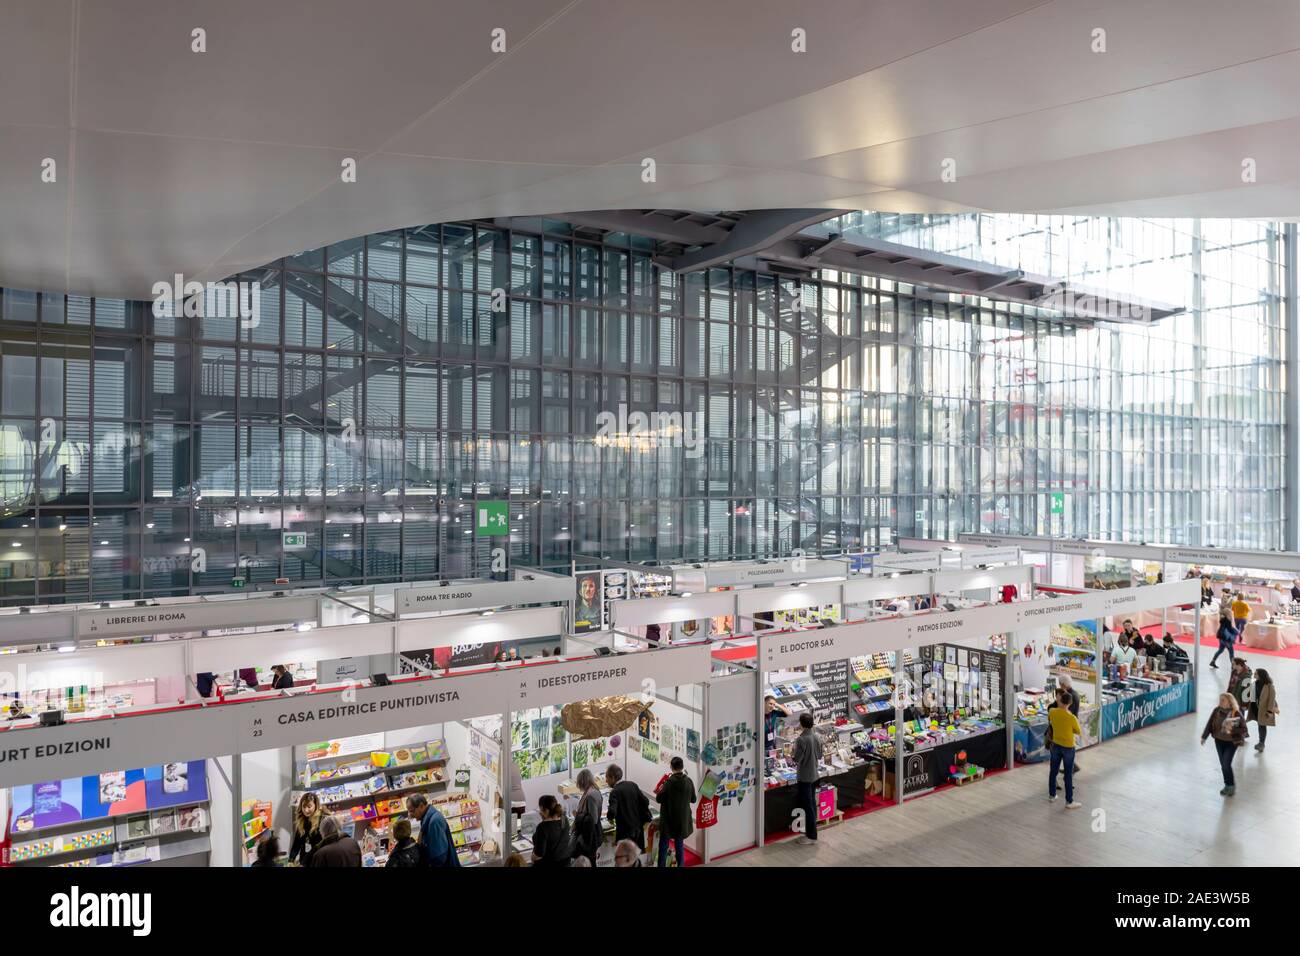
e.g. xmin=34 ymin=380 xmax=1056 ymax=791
xmin=231 ymin=577 xmax=246 ymax=588
xmin=1050 ymin=492 xmax=1065 ymax=514
xmin=282 ymin=532 xmax=307 ymax=549
xmin=475 ymin=501 xmax=509 ymax=537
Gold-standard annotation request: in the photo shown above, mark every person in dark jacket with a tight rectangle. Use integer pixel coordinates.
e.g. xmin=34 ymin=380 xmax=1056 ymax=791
xmin=406 ymin=793 xmax=460 ymax=867
xmin=384 ymin=818 xmax=426 ymax=867
xmin=530 ymin=795 xmax=574 ymax=867
xmin=605 ymin=764 xmax=651 ymax=850
xmin=289 ymin=792 xmax=325 ymax=866
xmin=311 ymin=815 xmax=362 ymax=867
xmin=1210 ymin=613 xmax=1237 ymax=668
xmin=1201 ymin=577 xmax=1215 ymax=607
xmin=1201 ymin=692 xmax=1248 ymax=795
xmin=571 ymin=768 xmax=604 ymax=866
xmin=655 ymin=757 xmax=696 ymax=867
xmin=250 ymin=832 xmax=280 ymax=867
xmin=271 ymin=665 xmax=295 ymax=690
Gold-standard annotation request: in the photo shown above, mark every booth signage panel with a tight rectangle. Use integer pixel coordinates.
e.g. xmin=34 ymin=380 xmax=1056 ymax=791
xmin=959 ymin=547 xmax=1021 ymax=569
xmin=507 ymin=645 xmax=710 ymax=709
xmin=874 ymin=552 xmax=942 ymax=572
xmin=683 ymin=559 xmax=847 ymax=589
xmin=0 ymin=610 xmax=76 ymax=645
xmin=1053 ymin=540 xmax=1105 ymax=556
xmin=763 ymin=596 xmax=1114 ymax=671
xmin=610 ymin=591 xmax=735 ymax=627
xmin=0 ymin=706 xmax=238 ymax=790
xmin=1165 ymin=548 xmax=1233 ymax=564
xmin=76 ymin=595 xmax=320 ymax=639
xmin=735 ymin=581 xmax=842 ymax=617
xmin=238 ymin=672 xmax=507 ymax=752
xmin=395 ymin=577 xmax=572 ymax=616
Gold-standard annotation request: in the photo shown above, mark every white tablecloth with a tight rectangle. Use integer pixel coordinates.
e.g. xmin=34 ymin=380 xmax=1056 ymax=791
xmin=1240 ymin=620 xmax=1300 ymax=651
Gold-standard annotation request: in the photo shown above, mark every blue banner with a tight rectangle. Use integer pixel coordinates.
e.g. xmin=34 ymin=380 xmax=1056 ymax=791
xmin=1102 ymin=681 xmax=1192 ymax=739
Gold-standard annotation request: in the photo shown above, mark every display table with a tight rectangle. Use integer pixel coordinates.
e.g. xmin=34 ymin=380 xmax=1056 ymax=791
xmin=763 ymin=764 xmax=868 ymax=835
xmin=1170 ymin=608 xmax=1215 ymax=640
xmin=1240 ymin=620 xmax=1300 ymax=650
xmin=1015 ymin=707 xmax=1100 ymax=763
xmin=1101 ymin=681 xmax=1193 ymax=739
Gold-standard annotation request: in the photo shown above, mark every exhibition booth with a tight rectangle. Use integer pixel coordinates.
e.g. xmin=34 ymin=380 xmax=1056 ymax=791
xmin=933 ymin=534 xmax=1300 ymax=654
xmin=0 ymin=562 xmax=1201 ymax=866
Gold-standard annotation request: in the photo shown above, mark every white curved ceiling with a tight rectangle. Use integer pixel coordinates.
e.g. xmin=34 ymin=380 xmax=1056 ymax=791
xmin=3 ymin=0 xmax=1300 ymax=299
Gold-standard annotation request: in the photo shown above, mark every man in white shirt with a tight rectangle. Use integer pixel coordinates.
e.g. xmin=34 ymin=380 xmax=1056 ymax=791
xmin=1111 ymin=635 xmax=1137 ymax=669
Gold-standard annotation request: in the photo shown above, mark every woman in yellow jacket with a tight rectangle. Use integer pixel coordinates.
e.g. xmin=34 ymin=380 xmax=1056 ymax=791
xmin=1230 ymin=593 xmax=1251 ymax=641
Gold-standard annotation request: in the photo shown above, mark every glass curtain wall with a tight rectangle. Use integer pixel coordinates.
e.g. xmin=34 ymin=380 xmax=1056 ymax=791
xmin=0 ymin=216 xmax=1286 ymax=603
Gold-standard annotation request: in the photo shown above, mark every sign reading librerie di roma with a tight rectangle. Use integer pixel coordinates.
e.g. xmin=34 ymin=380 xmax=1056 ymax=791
xmin=238 ymin=671 xmax=509 ymax=752
xmin=507 ymin=644 xmax=711 ymax=709
xmin=76 ymin=595 xmax=320 ymax=639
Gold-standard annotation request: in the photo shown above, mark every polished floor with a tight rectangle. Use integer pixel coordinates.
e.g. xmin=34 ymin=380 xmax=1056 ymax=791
xmin=717 ymin=652 xmax=1299 ymax=867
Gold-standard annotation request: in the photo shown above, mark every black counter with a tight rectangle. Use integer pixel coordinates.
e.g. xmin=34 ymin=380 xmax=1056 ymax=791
xmin=763 ymin=763 xmax=870 ymax=835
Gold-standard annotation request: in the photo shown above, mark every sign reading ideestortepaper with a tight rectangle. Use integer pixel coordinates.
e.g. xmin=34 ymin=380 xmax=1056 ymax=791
xmin=507 ymin=644 xmax=711 ymax=709
xmin=0 ymin=706 xmax=239 ymax=789
xmin=76 ymin=595 xmax=320 ymax=639
xmin=238 ymin=672 xmax=509 ymax=752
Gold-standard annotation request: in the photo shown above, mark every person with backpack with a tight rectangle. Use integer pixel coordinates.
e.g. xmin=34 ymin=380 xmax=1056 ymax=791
xmin=1210 ymin=613 xmax=1237 ymax=668
xmin=1248 ymin=668 xmax=1279 ymax=752
xmin=655 ymin=756 xmax=697 ymax=866
xmin=572 ymin=768 xmax=604 ymax=867
xmin=530 ymin=795 xmax=574 ymax=867
xmin=384 ymin=818 xmax=426 ymax=867
xmin=605 ymin=764 xmax=651 ymax=851
xmin=1202 ymin=692 xmax=1249 ymax=795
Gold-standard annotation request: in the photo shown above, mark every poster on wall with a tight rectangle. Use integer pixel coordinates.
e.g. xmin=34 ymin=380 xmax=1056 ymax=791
xmin=1085 ymin=557 xmax=1132 ymax=590
xmin=10 ymin=762 xmax=209 ymax=832
xmin=574 ymin=572 xmax=604 ymax=632
xmin=401 ymin=643 xmax=503 ymax=672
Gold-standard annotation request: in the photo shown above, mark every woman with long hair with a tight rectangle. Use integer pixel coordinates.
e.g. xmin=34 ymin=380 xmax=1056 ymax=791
xmin=1201 ymin=692 xmax=1248 ymax=795
xmin=1210 ymin=613 xmax=1237 ymax=668
xmin=572 ymin=768 xmax=604 ymax=867
xmin=1249 ymin=668 xmax=1279 ymax=752
xmin=289 ymin=791 xmax=326 ymax=866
